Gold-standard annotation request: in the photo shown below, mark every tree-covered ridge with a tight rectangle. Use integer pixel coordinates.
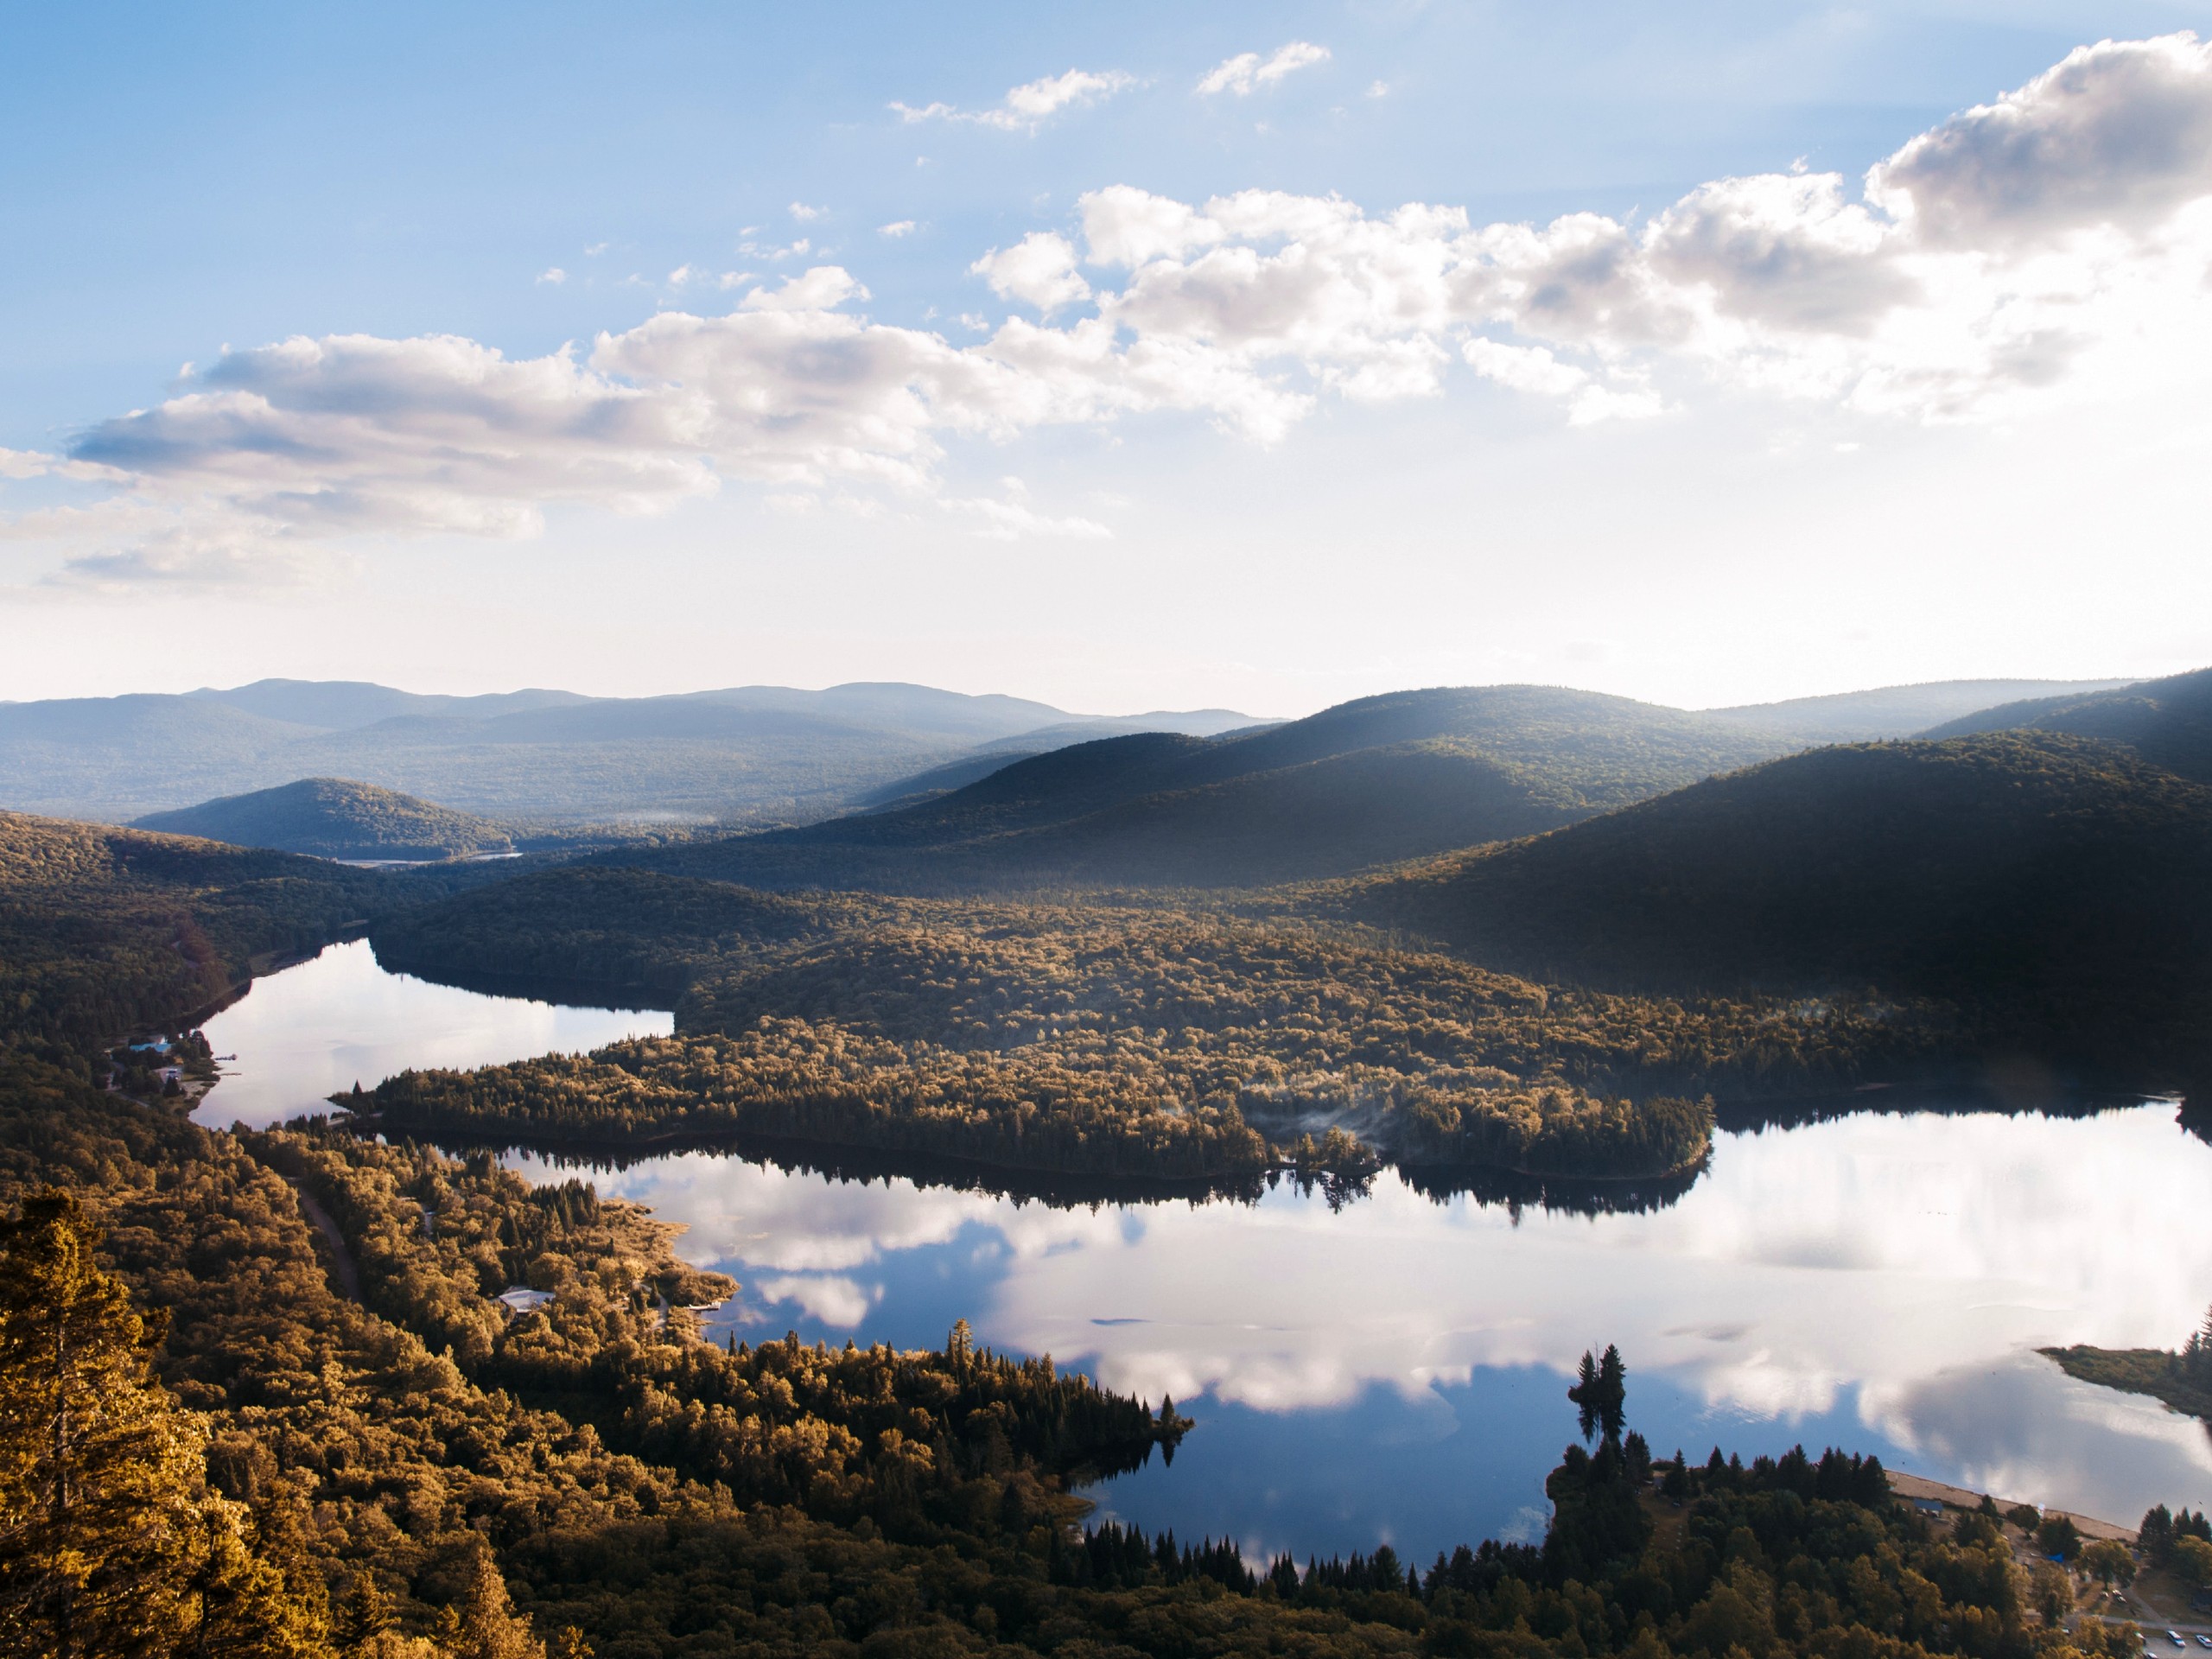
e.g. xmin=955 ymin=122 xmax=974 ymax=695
xmin=134 ymin=777 xmax=518 ymax=861
xmin=1922 ymin=664 xmax=2212 ymax=784
xmin=1352 ymin=733 xmax=2212 ymax=1084
xmin=0 ymin=810 xmax=400 ymax=1062
xmin=606 ymin=683 xmax=1815 ymax=893
xmin=365 ymin=868 xmax=1957 ymax=1181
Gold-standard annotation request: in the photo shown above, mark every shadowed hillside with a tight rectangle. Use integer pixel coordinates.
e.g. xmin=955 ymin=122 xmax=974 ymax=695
xmin=134 ymin=777 xmax=517 ymax=861
xmin=1355 ymin=733 xmax=2212 ymax=1079
xmin=620 ymin=685 xmax=1808 ymax=892
xmin=1923 ymin=664 xmax=2212 ymax=782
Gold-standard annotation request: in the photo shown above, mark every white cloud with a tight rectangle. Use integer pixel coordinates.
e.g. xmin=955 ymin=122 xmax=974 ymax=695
xmin=21 ymin=34 xmax=2212 ymax=585
xmin=1079 ymin=183 xmax=1226 ymax=268
xmin=536 ymin=267 xmax=566 ymax=285
xmin=893 ymin=67 xmax=1134 ymax=132
xmin=1868 ymin=33 xmax=2212 ymax=249
xmin=736 ymin=265 xmax=869 ymax=312
xmin=667 ymin=264 xmax=696 ymax=286
xmin=753 ymin=1274 xmax=875 ymax=1327
xmin=789 ymin=200 xmax=823 ymax=221
xmin=738 ymin=236 xmax=810 ymax=262
xmin=970 ymin=232 xmax=1092 ymax=313
xmin=1198 ymin=41 xmax=1331 ymax=97
xmin=878 ymin=219 xmax=917 ymax=238
xmin=946 ymin=490 xmax=1111 ymax=541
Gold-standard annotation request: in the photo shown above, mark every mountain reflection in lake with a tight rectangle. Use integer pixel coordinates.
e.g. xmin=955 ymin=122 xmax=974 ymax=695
xmin=511 ymin=1104 xmax=2212 ymax=1564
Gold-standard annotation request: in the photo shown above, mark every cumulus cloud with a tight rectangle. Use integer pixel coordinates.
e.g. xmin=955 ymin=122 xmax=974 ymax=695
xmin=878 ymin=219 xmax=917 ymax=238
xmin=736 ymin=265 xmax=869 ymax=312
xmin=970 ymin=232 xmax=1091 ymax=312
xmin=536 ymin=267 xmax=566 ymax=285
xmin=1198 ymin=41 xmax=1330 ymax=97
xmin=893 ymin=67 xmax=1134 ymax=132
xmin=18 ymin=34 xmax=2212 ymax=583
xmin=1869 ymin=33 xmax=2212 ymax=248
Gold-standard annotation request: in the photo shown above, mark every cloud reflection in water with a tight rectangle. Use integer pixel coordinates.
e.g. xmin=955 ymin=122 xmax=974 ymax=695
xmin=513 ymin=1102 xmax=2212 ymax=1547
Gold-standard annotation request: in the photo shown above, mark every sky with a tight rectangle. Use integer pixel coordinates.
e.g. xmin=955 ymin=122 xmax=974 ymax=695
xmin=6 ymin=1 xmax=2212 ymax=717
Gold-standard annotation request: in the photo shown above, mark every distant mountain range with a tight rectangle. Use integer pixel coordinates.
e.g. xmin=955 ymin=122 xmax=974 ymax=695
xmin=0 ymin=678 xmax=1256 ymax=824
xmin=1700 ymin=677 xmax=2135 ymax=743
xmin=24 ymin=671 xmax=2152 ymax=875
xmin=607 ymin=677 xmax=2142 ymax=892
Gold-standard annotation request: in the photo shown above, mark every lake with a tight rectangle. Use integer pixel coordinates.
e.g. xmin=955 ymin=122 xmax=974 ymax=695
xmin=207 ymin=941 xmax=2212 ymax=1567
xmin=195 ymin=938 xmax=672 ymax=1128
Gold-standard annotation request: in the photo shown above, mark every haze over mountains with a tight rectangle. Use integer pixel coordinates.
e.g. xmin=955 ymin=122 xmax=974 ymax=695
xmin=7 ymin=673 xmax=2148 ymax=883
xmin=0 ymin=678 xmax=1255 ymax=824
xmin=1922 ymin=666 xmax=2212 ymax=783
xmin=133 ymin=778 xmax=518 ymax=863
xmin=630 ymin=685 xmax=1789 ymax=891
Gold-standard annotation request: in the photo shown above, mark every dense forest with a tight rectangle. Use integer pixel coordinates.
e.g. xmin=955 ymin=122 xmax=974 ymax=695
xmin=1924 ymin=665 xmax=2211 ymax=784
xmin=0 ymin=771 xmax=2200 ymax=1655
xmin=1352 ymin=734 xmax=2212 ymax=1087
xmin=363 ymin=864 xmax=1967 ymax=1181
xmin=0 ymin=810 xmax=400 ymax=1063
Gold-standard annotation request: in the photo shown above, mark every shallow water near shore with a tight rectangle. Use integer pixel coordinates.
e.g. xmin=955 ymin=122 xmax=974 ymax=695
xmin=209 ymin=941 xmax=2212 ymax=1565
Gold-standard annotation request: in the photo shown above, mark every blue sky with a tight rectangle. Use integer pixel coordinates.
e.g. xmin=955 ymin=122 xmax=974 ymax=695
xmin=6 ymin=3 xmax=2212 ymax=714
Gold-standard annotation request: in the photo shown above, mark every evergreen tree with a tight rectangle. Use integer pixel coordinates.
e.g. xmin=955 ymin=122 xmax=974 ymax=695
xmin=0 ymin=1189 xmax=330 ymax=1657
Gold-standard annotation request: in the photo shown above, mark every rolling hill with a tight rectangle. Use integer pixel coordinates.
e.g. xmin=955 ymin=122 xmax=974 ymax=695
xmin=132 ymin=778 xmax=517 ymax=861
xmin=1353 ymin=732 xmax=2212 ymax=1076
xmin=614 ymin=685 xmax=1821 ymax=892
xmin=1703 ymin=677 xmax=2133 ymax=743
xmin=1920 ymin=664 xmax=2212 ymax=782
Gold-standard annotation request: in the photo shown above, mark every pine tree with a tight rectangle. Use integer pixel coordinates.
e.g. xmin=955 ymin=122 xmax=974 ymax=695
xmin=0 ymin=1188 xmax=332 ymax=1657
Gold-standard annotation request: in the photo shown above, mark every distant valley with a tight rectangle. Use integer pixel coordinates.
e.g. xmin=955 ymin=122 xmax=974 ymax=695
xmin=0 ymin=677 xmax=1256 ymax=824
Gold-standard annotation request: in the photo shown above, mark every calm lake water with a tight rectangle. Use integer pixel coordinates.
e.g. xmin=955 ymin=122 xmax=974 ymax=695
xmin=208 ymin=942 xmax=2212 ymax=1565
xmin=195 ymin=938 xmax=671 ymax=1128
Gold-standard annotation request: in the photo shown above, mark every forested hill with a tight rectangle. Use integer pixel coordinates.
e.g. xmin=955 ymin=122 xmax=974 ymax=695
xmin=609 ymin=685 xmax=1809 ymax=892
xmin=133 ymin=776 xmax=517 ymax=861
xmin=1355 ymin=733 xmax=2212 ymax=1079
xmin=1921 ymin=664 xmax=2212 ymax=782
xmin=0 ymin=810 xmax=404 ymax=1058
